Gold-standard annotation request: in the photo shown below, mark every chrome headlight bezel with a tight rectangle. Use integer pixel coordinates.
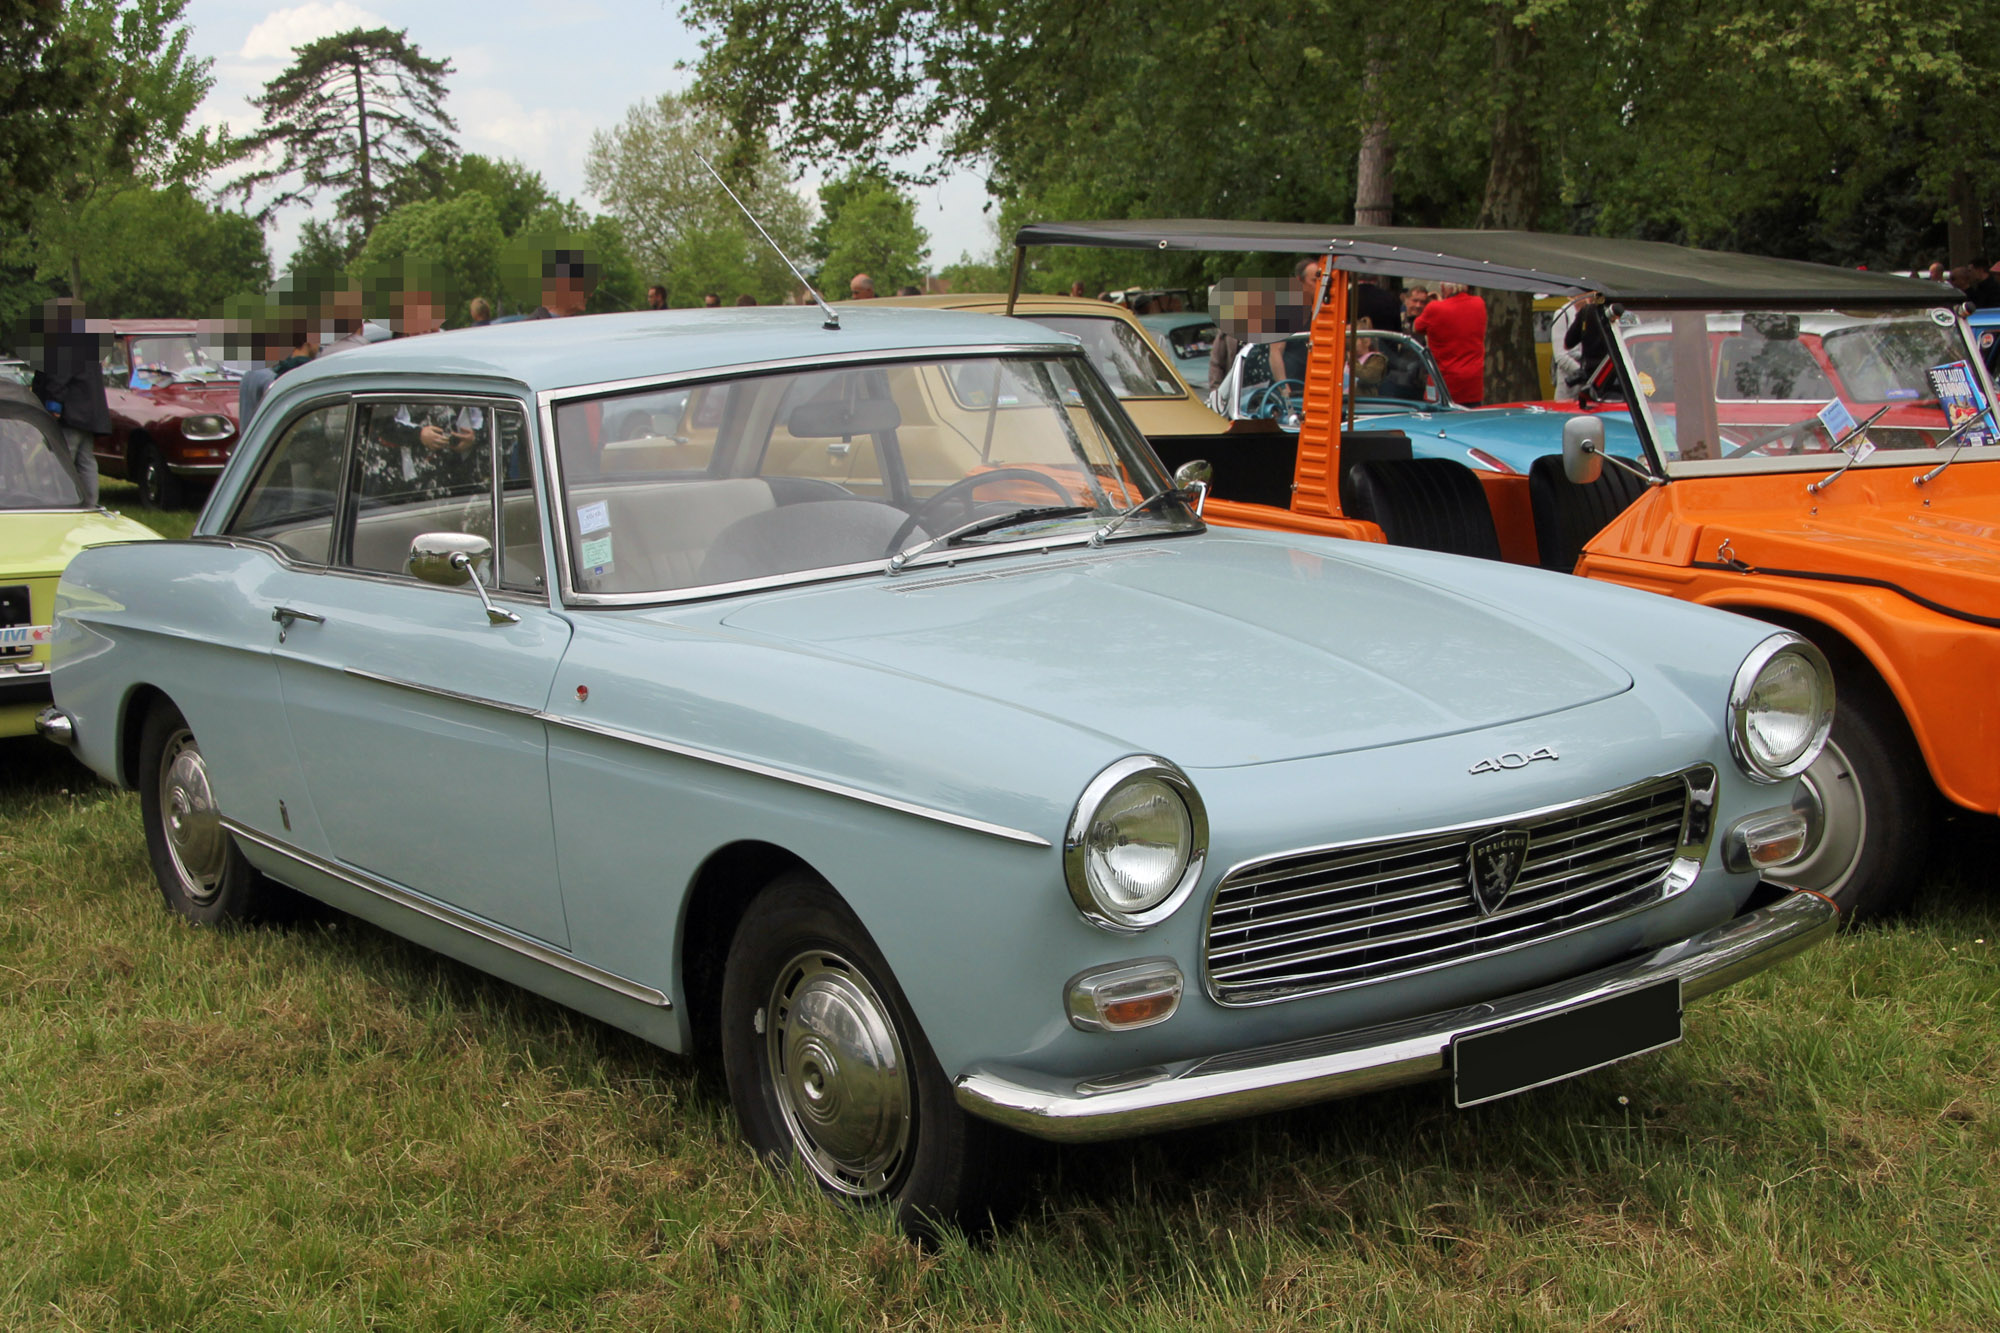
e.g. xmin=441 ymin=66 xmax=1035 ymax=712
xmin=1064 ymin=755 xmax=1209 ymax=932
xmin=181 ymin=413 xmax=235 ymax=442
xmin=1728 ymin=633 xmax=1834 ymax=783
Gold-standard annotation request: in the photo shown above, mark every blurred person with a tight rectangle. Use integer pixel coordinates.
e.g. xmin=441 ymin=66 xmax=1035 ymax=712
xmin=393 ymin=289 xmax=447 ymax=337
xmin=1353 ymin=273 xmax=1400 ymax=332
xmin=1558 ymin=296 xmax=1610 ymax=399
xmin=849 ymin=273 xmax=877 ymax=300
xmin=1968 ymin=258 xmax=2000 ymax=308
xmin=735 ymin=293 xmax=758 ymax=306
xmin=1402 ymin=285 xmax=1434 ymax=326
xmin=28 ymin=297 xmax=108 ymax=504
xmin=468 ymin=297 xmax=493 ymax=326
xmin=527 ymin=251 xmax=597 ymax=319
xmin=1278 ymin=259 xmax=1323 ymax=385
xmin=1924 ymin=261 xmax=1946 ymax=282
xmin=322 ymin=287 xmax=370 ymax=353
xmin=646 ymin=284 xmax=669 ymax=310
xmin=238 ymin=317 xmax=319 ymax=427
xmin=897 ymin=284 xmax=921 ymax=296
xmin=1068 ymin=281 xmax=1087 ymax=298
xmin=1413 ymin=282 xmax=1487 ymax=405
xmin=702 ymin=293 xmax=722 ymax=308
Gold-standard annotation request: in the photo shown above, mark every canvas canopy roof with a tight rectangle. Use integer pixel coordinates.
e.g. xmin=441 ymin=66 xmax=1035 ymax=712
xmin=1012 ymin=220 xmax=1956 ymax=309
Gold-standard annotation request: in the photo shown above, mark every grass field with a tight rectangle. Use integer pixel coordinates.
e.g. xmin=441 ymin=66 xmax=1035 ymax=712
xmin=3 ymin=498 xmax=1996 ymax=1329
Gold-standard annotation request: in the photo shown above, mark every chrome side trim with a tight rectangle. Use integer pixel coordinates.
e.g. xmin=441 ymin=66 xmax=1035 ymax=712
xmin=956 ymin=889 xmax=1837 ymax=1143
xmin=542 ymin=713 xmax=1054 ymax=848
xmin=219 ymin=818 xmax=671 ymax=1008
xmin=317 ymin=667 xmax=1054 ymax=848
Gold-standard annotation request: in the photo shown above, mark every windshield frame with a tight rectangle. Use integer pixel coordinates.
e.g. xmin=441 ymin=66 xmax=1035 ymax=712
xmin=536 ymin=342 xmax=1202 ymax=608
xmin=1014 ymin=313 xmax=1191 ymax=401
xmin=1611 ymin=305 xmax=2000 ymax=480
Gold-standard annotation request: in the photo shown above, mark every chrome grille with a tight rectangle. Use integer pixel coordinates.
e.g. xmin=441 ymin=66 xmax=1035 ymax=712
xmin=1204 ymin=771 xmax=1705 ymax=1005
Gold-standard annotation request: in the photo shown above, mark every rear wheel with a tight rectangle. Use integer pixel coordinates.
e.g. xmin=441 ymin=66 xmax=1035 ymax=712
xmin=719 ymin=872 xmax=1010 ymax=1238
xmin=1767 ymin=685 xmax=1927 ymax=922
xmin=131 ymin=438 xmax=185 ymax=509
xmin=138 ymin=702 xmax=276 ymax=924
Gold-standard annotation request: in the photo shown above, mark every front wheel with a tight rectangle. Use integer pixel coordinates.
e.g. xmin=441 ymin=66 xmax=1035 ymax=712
xmin=131 ymin=439 xmax=185 ymax=510
xmin=1766 ymin=685 xmax=1928 ymax=922
xmin=719 ymin=873 xmax=1011 ymax=1238
xmin=138 ymin=702 xmax=278 ymax=925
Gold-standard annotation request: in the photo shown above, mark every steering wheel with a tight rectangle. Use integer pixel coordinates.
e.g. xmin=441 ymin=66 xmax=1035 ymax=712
xmin=1240 ymin=380 xmax=1304 ymax=420
xmin=885 ymin=468 xmax=1081 ymax=555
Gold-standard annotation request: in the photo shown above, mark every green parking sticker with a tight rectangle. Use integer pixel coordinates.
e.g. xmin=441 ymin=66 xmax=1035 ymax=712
xmin=580 ymin=535 xmax=614 ymax=570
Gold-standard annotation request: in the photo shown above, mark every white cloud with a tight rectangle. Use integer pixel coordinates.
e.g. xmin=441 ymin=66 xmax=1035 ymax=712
xmin=454 ymin=87 xmax=598 ymax=197
xmin=240 ymin=2 xmax=386 ymax=62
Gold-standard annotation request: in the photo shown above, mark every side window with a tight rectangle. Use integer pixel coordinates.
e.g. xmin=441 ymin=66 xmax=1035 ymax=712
xmin=222 ymin=401 xmax=352 ymax=563
xmin=345 ymin=400 xmax=497 ymax=579
xmin=102 ymin=338 xmax=129 ymax=380
xmin=493 ymin=405 xmax=546 ymax=592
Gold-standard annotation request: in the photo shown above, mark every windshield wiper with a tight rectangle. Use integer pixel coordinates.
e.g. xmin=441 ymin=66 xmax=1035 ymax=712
xmin=886 ymin=505 xmax=1095 ymax=573
xmin=1090 ymin=487 xmax=1190 ymax=546
xmin=1806 ymin=404 xmax=1894 ymax=494
xmin=1913 ymin=414 xmax=1987 ymax=486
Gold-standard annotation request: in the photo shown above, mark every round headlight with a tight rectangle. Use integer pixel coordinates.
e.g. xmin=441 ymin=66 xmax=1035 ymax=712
xmin=182 ymin=414 xmax=235 ymax=442
xmin=1064 ymin=756 xmax=1208 ymax=931
xmin=1729 ymin=634 xmax=1834 ymax=782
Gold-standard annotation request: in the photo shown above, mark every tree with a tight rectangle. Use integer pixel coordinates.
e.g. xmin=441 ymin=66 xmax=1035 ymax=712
xmin=815 ymin=169 xmax=928 ymax=293
xmin=0 ymin=0 xmax=109 ymax=235
xmin=382 ymin=150 xmax=560 ymax=237
xmin=46 ymin=184 xmax=269 ymax=318
xmin=29 ymin=0 xmax=239 ymax=303
xmin=351 ymin=192 xmax=504 ymax=323
xmin=239 ymin=27 xmax=456 ymax=236
xmin=583 ymin=93 xmax=814 ymax=306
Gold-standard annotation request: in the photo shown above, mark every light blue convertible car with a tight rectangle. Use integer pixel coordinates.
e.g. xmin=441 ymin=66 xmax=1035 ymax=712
xmin=1216 ymin=329 xmax=1646 ymax=473
xmin=41 ymin=306 xmax=1838 ymax=1234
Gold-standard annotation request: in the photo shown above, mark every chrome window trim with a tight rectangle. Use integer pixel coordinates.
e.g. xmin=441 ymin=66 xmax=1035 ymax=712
xmin=292 ymin=665 xmax=1053 ymax=848
xmin=1200 ymin=764 xmax=1719 ymax=1008
xmin=1064 ymin=755 xmax=1210 ymax=932
xmin=1728 ymin=633 xmax=1834 ymax=782
xmin=215 ymin=391 xmax=356 ymax=552
xmin=220 ymin=818 xmax=670 ymax=1008
xmin=534 ymin=343 xmax=1150 ymax=609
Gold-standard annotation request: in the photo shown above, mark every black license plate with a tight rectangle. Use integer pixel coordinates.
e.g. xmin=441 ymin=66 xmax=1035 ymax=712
xmin=1451 ymin=979 xmax=1682 ymax=1108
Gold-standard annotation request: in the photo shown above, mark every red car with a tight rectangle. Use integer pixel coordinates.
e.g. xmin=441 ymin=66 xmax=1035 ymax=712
xmin=94 ymin=319 xmax=240 ymax=508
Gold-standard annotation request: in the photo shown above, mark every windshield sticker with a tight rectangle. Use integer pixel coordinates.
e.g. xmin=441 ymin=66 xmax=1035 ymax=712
xmin=1927 ymin=361 xmax=1994 ymax=447
xmin=1930 ymin=307 xmax=1956 ymax=326
xmin=1636 ymin=371 xmax=1657 ymax=398
xmin=576 ymin=500 xmax=611 ymax=534
xmin=1816 ymin=398 xmax=1858 ymax=442
xmin=579 ymin=535 xmax=614 ymax=572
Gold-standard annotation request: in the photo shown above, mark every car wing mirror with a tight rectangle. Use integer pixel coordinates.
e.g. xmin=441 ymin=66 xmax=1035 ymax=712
xmin=1172 ymin=458 xmax=1213 ymax=515
xmin=408 ymin=532 xmax=520 ymax=625
xmin=1562 ymin=415 xmax=1606 ymax=485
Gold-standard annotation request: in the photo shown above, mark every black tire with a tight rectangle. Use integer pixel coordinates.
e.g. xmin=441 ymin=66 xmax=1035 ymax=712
xmin=137 ymin=702 xmax=277 ymax=925
xmin=1767 ymin=682 xmax=1929 ymax=923
xmin=132 ymin=438 xmax=185 ymax=510
xmin=719 ymin=872 xmax=1012 ymax=1238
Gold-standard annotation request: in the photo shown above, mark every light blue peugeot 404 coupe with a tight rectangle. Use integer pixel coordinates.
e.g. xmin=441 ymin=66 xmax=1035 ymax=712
xmin=40 ymin=306 xmax=1841 ymax=1234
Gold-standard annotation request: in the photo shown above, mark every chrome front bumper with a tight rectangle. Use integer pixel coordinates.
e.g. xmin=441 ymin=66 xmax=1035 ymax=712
xmin=956 ymin=889 xmax=1836 ymax=1142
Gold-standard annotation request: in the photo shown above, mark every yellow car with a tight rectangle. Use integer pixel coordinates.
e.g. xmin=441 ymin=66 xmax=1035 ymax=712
xmin=867 ymin=294 xmax=1232 ymax=440
xmin=1 ymin=382 xmax=157 ymax=737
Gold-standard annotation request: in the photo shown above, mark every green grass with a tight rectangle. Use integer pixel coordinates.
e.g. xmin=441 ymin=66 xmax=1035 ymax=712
xmin=96 ymin=477 xmax=197 ymax=541
xmin=6 ymin=497 xmax=1995 ymax=1328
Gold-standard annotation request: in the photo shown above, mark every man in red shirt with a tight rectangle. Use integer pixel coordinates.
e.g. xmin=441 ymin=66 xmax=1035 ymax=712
xmin=1413 ymin=282 xmax=1487 ymax=405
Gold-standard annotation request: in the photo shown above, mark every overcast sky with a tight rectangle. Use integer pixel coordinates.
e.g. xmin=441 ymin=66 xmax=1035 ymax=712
xmin=183 ymin=0 xmax=1000 ymax=279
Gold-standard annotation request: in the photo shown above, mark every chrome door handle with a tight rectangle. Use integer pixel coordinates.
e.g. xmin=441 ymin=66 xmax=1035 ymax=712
xmin=272 ymin=606 xmax=325 ymax=642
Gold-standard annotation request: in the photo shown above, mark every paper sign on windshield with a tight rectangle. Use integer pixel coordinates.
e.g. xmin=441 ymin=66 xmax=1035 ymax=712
xmin=1927 ymin=361 xmax=1993 ymax=448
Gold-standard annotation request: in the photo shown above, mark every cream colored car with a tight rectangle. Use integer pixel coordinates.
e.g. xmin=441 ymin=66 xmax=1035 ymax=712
xmin=867 ymin=294 xmax=1231 ymax=439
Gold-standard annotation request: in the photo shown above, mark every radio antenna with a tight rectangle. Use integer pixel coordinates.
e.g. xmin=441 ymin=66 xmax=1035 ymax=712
xmin=696 ymin=153 xmax=839 ymax=331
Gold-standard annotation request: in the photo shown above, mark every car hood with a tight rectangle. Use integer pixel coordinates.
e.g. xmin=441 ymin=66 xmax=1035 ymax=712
xmin=1357 ymin=405 xmax=1644 ymax=470
xmin=0 ymin=509 xmax=159 ymax=578
xmin=717 ymin=533 xmax=1633 ymax=768
xmin=138 ymin=381 xmax=237 ymax=412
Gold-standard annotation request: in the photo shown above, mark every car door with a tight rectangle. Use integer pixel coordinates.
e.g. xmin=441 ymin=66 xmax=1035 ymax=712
xmin=268 ymin=393 xmax=574 ymax=947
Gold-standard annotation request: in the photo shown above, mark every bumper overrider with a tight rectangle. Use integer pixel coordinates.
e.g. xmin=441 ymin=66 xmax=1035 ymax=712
xmin=956 ymin=888 xmax=1835 ymax=1142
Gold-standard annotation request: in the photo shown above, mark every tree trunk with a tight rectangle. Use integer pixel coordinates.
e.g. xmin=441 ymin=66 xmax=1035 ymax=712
xmin=68 ymin=253 xmax=85 ymax=303
xmin=1474 ymin=7 xmax=1544 ymax=404
xmin=1354 ymin=58 xmax=1393 ymax=227
xmin=354 ymin=56 xmax=374 ymax=233
xmin=1948 ymin=170 xmax=1980 ymax=270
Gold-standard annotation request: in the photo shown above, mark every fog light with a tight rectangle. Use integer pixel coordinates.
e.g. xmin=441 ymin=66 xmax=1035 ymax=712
xmin=1066 ymin=959 xmax=1183 ymax=1032
xmin=1724 ymin=809 xmax=1811 ymax=873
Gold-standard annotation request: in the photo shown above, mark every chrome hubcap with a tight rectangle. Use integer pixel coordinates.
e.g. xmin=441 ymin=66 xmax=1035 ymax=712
xmin=765 ymin=949 xmax=912 ymax=1199
xmin=159 ymin=729 xmax=227 ymax=904
xmin=1768 ymin=734 xmax=1865 ymax=902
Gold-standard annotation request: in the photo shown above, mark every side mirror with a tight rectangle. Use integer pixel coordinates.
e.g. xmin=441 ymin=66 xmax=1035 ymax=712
xmin=408 ymin=531 xmax=490 ymax=587
xmin=1173 ymin=459 xmax=1213 ymax=514
xmin=1562 ymin=415 xmax=1606 ymax=485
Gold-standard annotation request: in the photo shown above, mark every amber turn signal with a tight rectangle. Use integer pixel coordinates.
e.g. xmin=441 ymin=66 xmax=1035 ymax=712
xmin=1066 ymin=959 xmax=1184 ymax=1032
xmin=1724 ymin=809 xmax=1811 ymax=873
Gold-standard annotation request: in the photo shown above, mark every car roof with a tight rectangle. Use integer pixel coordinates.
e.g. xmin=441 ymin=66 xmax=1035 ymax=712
xmin=867 ymin=293 xmax=1146 ymax=317
xmin=1013 ymin=220 xmax=1957 ymax=309
xmin=275 ymin=305 xmax=1080 ymax=395
xmin=106 ymin=319 xmax=200 ymax=335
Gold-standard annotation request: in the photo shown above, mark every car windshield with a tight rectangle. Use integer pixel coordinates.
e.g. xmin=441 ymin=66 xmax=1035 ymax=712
xmin=126 ymin=334 xmax=223 ymax=383
xmin=1228 ymin=331 xmax=1446 ymax=425
xmin=550 ymin=353 xmax=1198 ymax=597
xmin=1617 ymin=308 xmax=2000 ymax=474
xmin=1161 ymin=319 xmax=1217 ymax=362
xmin=0 ymin=408 xmax=83 ymax=508
xmin=1016 ymin=315 xmax=1187 ymax=398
